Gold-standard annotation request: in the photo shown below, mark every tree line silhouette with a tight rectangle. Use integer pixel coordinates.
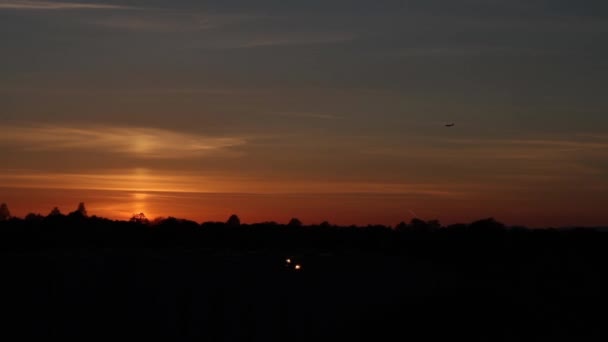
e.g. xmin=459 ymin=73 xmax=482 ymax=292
xmin=1 ymin=201 xmax=607 ymax=255
xmin=1 ymin=201 xmax=608 ymax=341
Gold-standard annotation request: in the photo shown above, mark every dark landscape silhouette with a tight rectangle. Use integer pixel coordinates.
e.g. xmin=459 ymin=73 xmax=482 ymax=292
xmin=1 ymin=202 xmax=608 ymax=341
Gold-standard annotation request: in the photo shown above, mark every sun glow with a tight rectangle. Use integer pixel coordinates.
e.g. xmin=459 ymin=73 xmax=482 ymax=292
xmin=0 ymin=124 xmax=247 ymax=159
xmin=132 ymin=192 xmax=149 ymax=216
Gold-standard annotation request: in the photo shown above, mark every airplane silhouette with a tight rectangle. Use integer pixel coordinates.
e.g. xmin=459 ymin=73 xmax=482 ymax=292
xmin=445 ymin=123 xmax=455 ymax=127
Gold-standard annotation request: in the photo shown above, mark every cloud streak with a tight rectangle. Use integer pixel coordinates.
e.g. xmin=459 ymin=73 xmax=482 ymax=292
xmin=363 ymin=136 xmax=608 ymax=159
xmin=0 ymin=125 xmax=247 ymax=159
xmin=359 ymin=135 xmax=608 ymax=185
xmin=93 ymin=14 xmax=215 ymax=32
xmin=0 ymin=169 xmax=469 ymax=198
xmin=234 ymin=33 xmax=356 ymax=48
xmin=273 ymin=111 xmax=343 ymax=120
xmin=0 ymin=0 xmax=132 ymax=10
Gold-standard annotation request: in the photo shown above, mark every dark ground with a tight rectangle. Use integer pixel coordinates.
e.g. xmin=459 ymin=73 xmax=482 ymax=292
xmin=1 ymin=216 xmax=607 ymax=341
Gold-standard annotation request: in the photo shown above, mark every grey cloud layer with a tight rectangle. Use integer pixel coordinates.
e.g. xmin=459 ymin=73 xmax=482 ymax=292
xmin=0 ymin=0 xmax=132 ymax=10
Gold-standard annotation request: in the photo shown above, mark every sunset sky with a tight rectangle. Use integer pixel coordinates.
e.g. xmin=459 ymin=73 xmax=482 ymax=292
xmin=1 ymin=0 xmax=607 ymax=227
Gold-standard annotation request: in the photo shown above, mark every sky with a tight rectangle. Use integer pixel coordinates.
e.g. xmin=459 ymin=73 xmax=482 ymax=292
xmin=1 ymin=0 xmax=608 ymax=227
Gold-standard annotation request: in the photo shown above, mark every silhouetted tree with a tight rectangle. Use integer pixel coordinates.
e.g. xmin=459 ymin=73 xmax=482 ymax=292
xmin=157 ymin=217 xmax=179 ymax=227
xmin=150 ymin=217 xmax=168 ymax=226
xmin=130 ymin=212 xmax=149 ymax=224
xmin=69 ymin=202 xmax=88 ymax=218
xmin=25 ymin=213 xmax=44 ymax=222
xmin=48 ymin=207 xmax=62 ymax=217
xmin=226 ymin=214 xmax=241 ymax=227
xmin=409 ymin=218 xmax=430 ymax=232
xmin=426 ymin=220 xmax=442 ymax=231
xmin=469 ymin=217 xmax=505 ymax=233
xmin=395 ymin=221 xmax=408 ymax=231
xmin=288 ymin=218 xmax=302 ymax=227
xmin=0 ymin=203 xmax=10 ymax=221
xmin=446 ymin=223 xmax=467 ymax=233
xmin=320 ymin=221 xmax=331 ymax=228
xmin=78 ymin=202 xmax=87 ymax=215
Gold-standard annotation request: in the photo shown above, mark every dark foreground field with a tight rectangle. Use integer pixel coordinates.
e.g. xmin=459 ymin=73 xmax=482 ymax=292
xmin=1 ymin=216 xmax=608 ymax=341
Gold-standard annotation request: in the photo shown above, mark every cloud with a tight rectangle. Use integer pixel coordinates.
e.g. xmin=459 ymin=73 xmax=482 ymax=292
xmin=273 ymin=112 xmax=343 ymax=120
xmin=189 ymin=31 xmax=357 ymax=50
xmin=0 ymin=0 xmax=132 ymax=10
xmin=0 ymin=168 xmax=468 ymax=198
xmin=442 ymin=137 xmax=608 ymax=152
xmin=90 ymin=12 xmax=256 ymax=32
xmin=0 ymin=125 xmax=247 ymax=159
xmin=93 ymin=14 xmax=215 ymax=32
xmin=360 ymin=135 xmax=608 ymax=183
xmin=234 ymin=33 xmax=356 ymax=48
xmin=389 ymin=46 xmax=553 ymax=58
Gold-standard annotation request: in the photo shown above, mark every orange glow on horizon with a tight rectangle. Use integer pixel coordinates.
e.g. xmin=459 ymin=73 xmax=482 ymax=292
xmin=0 ymin=171 xmax=607 ymax=227
xmin=0 ymin=185 xmax=607 ymax=228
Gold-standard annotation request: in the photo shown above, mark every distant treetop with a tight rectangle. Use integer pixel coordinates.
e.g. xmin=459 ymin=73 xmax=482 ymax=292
xmin=288 ymin=218 xmax=303 ymax=227
xmin=226 ymin=214 xmax=241 ymax=227
xmin=0 ymin=203 xmax=10 ymax=221
xmin=320 ymin=221 xmax=331 ymax=228
xmin=130 ymin=212 xmax=149 ymax=224
xmin=69 ymin=202 xmax=88 ymax=218
xmin=48 ymin=207 xmax=62 ymax=217
xmin=25 ymin=213 xmax=44 ymax=222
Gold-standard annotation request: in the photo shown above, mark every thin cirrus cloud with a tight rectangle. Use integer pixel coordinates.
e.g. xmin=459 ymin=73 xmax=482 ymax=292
xmin=93 ymin=14 xmax=217 ymax=32
xmin=234 ymin=33 xmax=356 ymax=49
xmin=273 ymin=111 xmax=343 ymax=120
xmin=0 ymin=0 xmax=132 ymax=10
xmin=438 ymin=137 xmax=608 ymax=156
xmin=0 ymin=169 xmax=469 ymax=197
xmin=363 ymin=136 xmax=608 ymax=159
xmin=0 ymin=125 xmax=247 ymax=159
xmin=360 ymin=135 xmax=608 ymax=183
